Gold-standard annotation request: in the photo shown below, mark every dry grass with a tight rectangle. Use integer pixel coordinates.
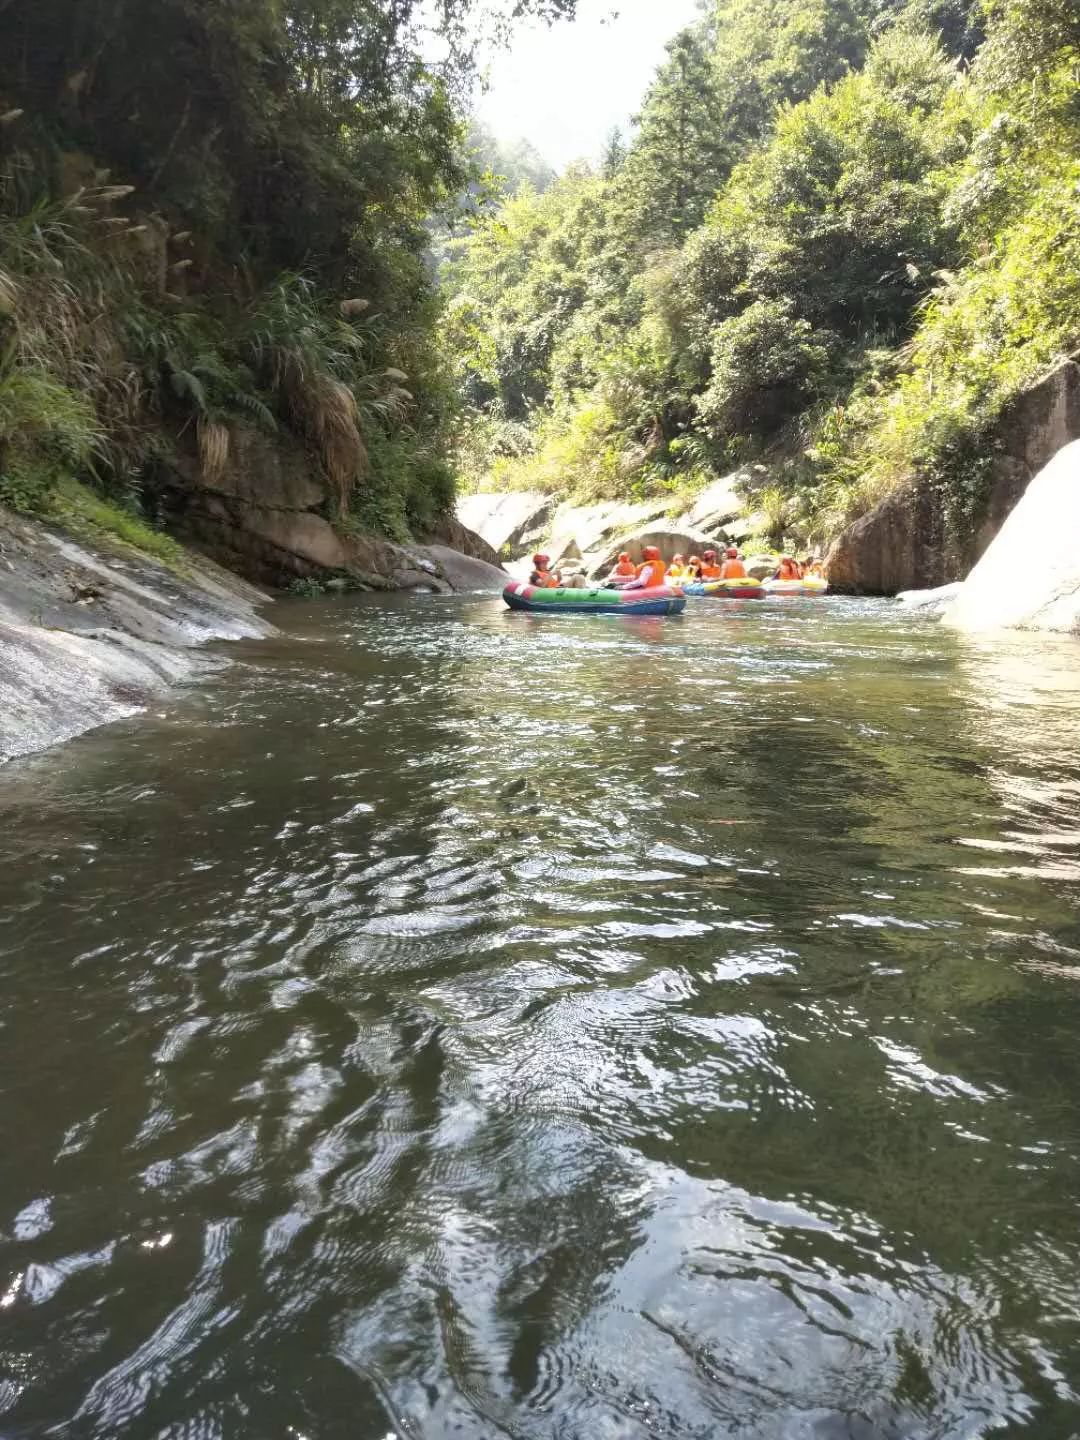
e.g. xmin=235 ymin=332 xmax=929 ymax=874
xmin=197 ymin=416 xmax=230 ymax=481
xmin=308 ymin=376 xmax=366 ymax=516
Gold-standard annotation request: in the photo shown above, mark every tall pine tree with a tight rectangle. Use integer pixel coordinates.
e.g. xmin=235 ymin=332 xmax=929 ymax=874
xmin=615 ymin=26 xmax=728 ymax=246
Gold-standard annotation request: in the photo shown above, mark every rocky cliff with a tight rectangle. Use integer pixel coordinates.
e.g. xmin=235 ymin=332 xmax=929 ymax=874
xmin=161 ymin=423 xmax=503 ymax=592
xmin=825 ymin=360 xmax=1080 ymax=594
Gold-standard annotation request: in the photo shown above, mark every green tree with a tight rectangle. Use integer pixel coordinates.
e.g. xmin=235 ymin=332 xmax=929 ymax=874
xmin=616 ymin=26 xmax=729 ymax=244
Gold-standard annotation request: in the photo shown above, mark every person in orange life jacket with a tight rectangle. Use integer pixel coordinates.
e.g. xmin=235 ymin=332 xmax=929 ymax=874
xmin=720 ymin=546 xmax=748 ymax=580
xmin=625 ymin=545 xmax=667 ymax=589
xmin=699 ymin=549 xmax=723 ymax=580
xmin=605 ymin=551 xmax=638 ymax=586
xmin=774 ymin=555 xmax=802 ymax=581
xmin=529 ymin=553 xmax=560 ymax=588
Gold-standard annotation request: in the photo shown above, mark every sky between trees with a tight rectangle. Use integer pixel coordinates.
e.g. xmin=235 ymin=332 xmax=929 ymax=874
xmin=474 ymin=0 xmax=705 ymax=168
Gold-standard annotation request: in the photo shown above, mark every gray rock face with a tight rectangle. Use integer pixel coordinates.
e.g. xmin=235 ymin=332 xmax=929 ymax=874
xmin=545 ymin=499 xmax=673 ymax=568
xmin=0 ymin=509 xmax=273 ymax=763
xmin=413 ymin=546 xmax=507 ymax=592
xmin=825 ymin=360 xmax=1080 ymax=594
xmin=681 ymin=472 xmax=755 ymax=539
xmin=422 ymin=513 xmax=503 ymax=568
xmin=162 ymin=423 xmax=500 ymax=591
xmin=456 ymin=492 xmax=554 ymax=558
xmin=944 ymin=441 xmax=1080 ymax=634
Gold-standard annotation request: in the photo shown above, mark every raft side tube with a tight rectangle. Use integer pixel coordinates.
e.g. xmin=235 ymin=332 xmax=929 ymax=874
xmin=683 ymin=579 xmax=764 ymax=600
xmin=502 ymin=582 xmax=686 ymax=616
xmin=762 ymin=577 xmax=830 ymax=596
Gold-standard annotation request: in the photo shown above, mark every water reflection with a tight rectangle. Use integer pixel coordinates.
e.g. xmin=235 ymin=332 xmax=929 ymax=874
xmin=1 ymin=595 xmax=1080 ymax=1436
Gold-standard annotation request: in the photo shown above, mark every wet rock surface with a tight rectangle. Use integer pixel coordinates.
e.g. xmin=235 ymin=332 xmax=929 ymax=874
xmin=0 ymin=509 xmax=273 ymax=762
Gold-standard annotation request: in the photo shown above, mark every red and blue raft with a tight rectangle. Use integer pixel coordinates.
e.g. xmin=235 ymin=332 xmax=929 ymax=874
xmin=502 ymin=582 xmax=686 ymax=616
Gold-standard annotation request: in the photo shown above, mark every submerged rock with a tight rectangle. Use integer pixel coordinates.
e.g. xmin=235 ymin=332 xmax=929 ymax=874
xmin=944 ymin=441 xmax=1080 ymax=634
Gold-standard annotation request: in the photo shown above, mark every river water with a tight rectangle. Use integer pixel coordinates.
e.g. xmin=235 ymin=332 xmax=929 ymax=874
xmin=3 ymin=593 xmax=1080 ymax=1439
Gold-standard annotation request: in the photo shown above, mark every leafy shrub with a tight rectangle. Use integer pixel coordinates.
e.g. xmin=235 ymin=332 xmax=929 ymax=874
xmin=0 ymin=368 xmax=102 ymax=513
xmin=697 ymin=299 xmax=835 ymax=437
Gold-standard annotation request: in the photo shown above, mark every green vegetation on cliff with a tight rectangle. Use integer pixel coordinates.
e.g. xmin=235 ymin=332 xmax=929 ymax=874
xmin=443 ymin=0 xmax=1080 ymax=552
xmin=0 ymin=0 xmax=576 ymax=552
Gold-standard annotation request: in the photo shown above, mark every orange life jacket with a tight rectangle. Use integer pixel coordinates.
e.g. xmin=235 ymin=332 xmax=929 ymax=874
xmin=636 ymin=559 xmax=666 ymax=588
xmin=777 ymin=561 xmax=802 ymax=580
xmin=720 ymin=559 xmax=747 ymax=580
xmin=612 ymin=560 xmax=637 ymax=578
xmin=699 ymin=562 xmax=722 ymax=580
xmin=531 ymin=569 xmax=559 ymax=588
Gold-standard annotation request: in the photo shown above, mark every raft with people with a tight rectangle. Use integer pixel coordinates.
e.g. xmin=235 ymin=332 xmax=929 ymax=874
xmin=502 ymin=546 xmax=826 ymax=617
xmin=761 ymin=556 xmax=829 ymax=596
xmin=502 ymin=581 xmax=686 ymax=616
xmin=683 ymin=579 xmax=764 ymax=599
xmin=504 ymin=547 xmax=686 ymax=616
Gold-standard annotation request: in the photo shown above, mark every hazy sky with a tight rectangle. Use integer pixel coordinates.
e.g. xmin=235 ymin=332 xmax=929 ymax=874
xmin=473 ymin=0 xmax=705 ymax=171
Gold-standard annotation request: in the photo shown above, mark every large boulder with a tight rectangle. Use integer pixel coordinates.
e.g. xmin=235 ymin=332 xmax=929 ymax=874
xmin=676 ymin=471 xmax=748 ymax=536
xmin=164 ymin=424 xmax=507 ymax=589
xmin=588 ymin=526 xmax=719 ymax=581
xmin=413 ymin=545 xmax=508 ymax=592
xmin=423 ymin=513 xmax=503 ymax=569
xmin=744 ymin=553 xmax=779 ymax=580
xmin=545 ymin=499 xmax=672 ymax=568
xmin=826 ymin=359 xmax=1080 ymax=594
xmin=943 ymin=441 xmax=1080 ymax=633
xmin=0 ymin=507 xmax=272 ymax=764
xmin=455 ymin=492 xmax=554 ymax=557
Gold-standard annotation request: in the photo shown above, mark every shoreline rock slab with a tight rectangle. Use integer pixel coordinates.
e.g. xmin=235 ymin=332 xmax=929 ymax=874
xmin=943 ymin=441 xmax=1080 ymax=634
xmin=896 ymin=582 xmax=963 ymax=613
xmin=0 ymin=508 xmax=274 ymax=764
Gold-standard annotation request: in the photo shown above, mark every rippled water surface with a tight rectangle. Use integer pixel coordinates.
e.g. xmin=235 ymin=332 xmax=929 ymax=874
xmin=4 ymin=593 xmax=1080 ymax=1439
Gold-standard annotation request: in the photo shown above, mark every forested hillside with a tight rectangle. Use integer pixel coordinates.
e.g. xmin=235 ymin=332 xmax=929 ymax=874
xmin=0 ymin=0 xmax=573 ymax=553
xmin=443 ymin=0 xmax=1080 ymax=554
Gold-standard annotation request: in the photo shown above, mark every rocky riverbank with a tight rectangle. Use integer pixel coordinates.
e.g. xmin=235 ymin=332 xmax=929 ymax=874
xmin=825 ymin=361 xmax=1080 ymax=595
xmin=0 ymin=501 xmax=505 ymax=763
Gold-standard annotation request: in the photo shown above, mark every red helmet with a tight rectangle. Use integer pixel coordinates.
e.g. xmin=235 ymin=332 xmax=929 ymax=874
xmin=532 ymin=553 xmax=550 ymax=568
xmin=725 ymin=547 xmax=739 ymax=558
xmin=618 ymin=552 xmax=631 ymax=562
xmin=642 ymin=546 xmax=661 ymax=561
xmin=703 ymin=549 xmax=717 ymax=561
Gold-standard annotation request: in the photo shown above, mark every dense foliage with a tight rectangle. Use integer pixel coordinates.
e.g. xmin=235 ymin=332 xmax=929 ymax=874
xmin=443 ymin=0 xmax=1080 ymax=551
xmin=0 ymin=0 xmax=575 ymax=545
